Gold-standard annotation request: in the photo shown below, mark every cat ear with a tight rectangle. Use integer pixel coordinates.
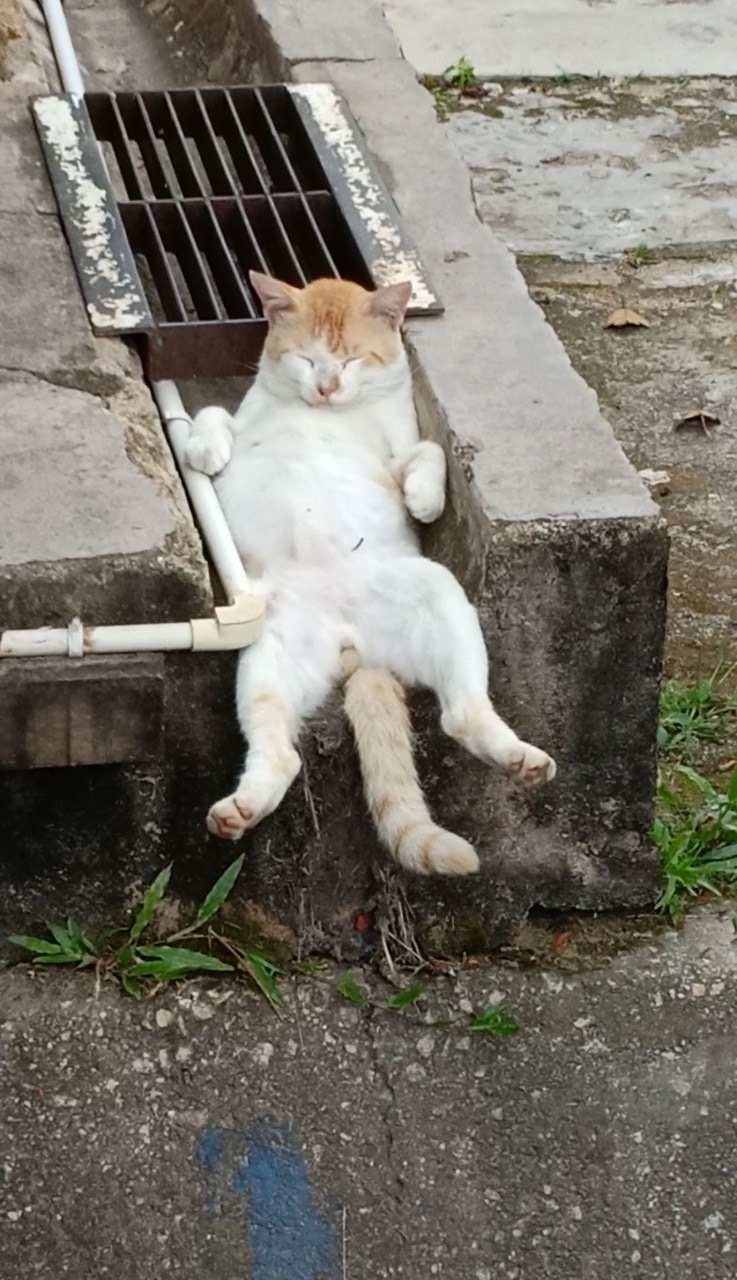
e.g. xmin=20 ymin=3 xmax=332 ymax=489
xmin=368 ymin=281 xmax=413 ymax=329
xmin=249 ymin=271 xmax=297 ymax=322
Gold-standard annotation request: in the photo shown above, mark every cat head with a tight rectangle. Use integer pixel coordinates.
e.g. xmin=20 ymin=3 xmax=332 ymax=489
xmin=249 ymin=272 xmax=412 ymax=408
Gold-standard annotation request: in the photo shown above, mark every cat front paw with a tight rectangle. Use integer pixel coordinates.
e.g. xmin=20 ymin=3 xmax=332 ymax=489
xmin=185 ymin=430 xmax=232 ymax=477
xmin=403 ymin=469 xmax=446 ymax=523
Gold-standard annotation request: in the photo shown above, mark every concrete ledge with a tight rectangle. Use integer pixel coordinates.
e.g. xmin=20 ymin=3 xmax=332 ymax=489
xmin=0 ymin=0 xmax=667 ymax=950
xmin=0 ymin=73 xmax=212 ymax=631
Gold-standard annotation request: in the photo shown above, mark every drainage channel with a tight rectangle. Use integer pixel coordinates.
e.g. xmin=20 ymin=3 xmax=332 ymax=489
xmin=1 ymin=0 xmax=440 ymax=659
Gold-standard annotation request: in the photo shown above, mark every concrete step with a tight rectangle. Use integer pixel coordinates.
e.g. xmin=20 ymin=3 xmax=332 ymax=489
xmin=0 ymin=0 xmax=666 ymax=953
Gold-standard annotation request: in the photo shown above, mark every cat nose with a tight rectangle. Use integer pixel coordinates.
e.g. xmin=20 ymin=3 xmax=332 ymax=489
xmin=316 ymin=375 xmax=340 ymax=399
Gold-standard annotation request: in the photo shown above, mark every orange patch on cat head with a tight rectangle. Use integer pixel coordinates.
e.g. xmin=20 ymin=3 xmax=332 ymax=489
xmin=250 ymin=273 xmax=411 ymax=366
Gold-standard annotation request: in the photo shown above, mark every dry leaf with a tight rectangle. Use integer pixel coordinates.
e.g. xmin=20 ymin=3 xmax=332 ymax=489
xmin=674 ymin=407 xmax=720 ymax=434
xmin=605 ymin=307 xmax=650 ymax=329
xmin=553 ymin=929 xmax=572 ymax=955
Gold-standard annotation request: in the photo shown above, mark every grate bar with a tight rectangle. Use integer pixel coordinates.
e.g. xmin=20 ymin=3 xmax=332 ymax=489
xmin=106 ymin=94 xmax=145 ymax=200
xmin=141 ymin=205 xmax=187 ymax=322
xmin=189 ymin=90 xmax=239 ymax=197
xmin=224 ymin=200 xmax=271 ymax=279
xmin=251 ymin=87 xmax=299 ymax=192
xmin=255 ymin=90 xmax=340 ymax=279
xmin=170 ymin=203 xmax=222 ymax=319
xmin=157 ymin=92 xmax=207 ymax=198
xmin=188 ymin=203 xmax=254 ymax=319
xmin=218 ymin=91 xmax=306 ymax=284
xmin=129 ymin=93 xmax=174 ymax=199
xmin=206 ymin=89 xmax=265 ymax=196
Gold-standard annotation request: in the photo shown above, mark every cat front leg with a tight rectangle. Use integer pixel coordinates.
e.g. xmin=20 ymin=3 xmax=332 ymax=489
xmin=184 ymin=406 xmax=234 ymax=477
xmin=207 ymin=647 xmax=302 ymax=841
xmin=207 ymin=595 xmax=343 ymax=840
xmin=393 ymin=440 xmax=447 ymax=524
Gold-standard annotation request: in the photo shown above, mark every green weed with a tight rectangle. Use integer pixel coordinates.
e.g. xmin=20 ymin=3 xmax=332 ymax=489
xmin=442 ymin=56 xmax=476 ymax=91
xmin=658 ymin=670 xmax=737 ymax=756
xmin=469 ymin=1007 xmax=518 ymax=1037
xmin=7 ymin=854 xmax=269 ymax=999
xmin=654 ymin=766 xmax=737 ymax=920
xmin=626 ymin=242 xmax=656 ymax=267
xmin=335 ymin=971 xmax=369 ymax=1007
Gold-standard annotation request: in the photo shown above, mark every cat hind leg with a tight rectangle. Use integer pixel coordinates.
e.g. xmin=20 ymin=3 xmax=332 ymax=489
xmin=355 ymin=557 xmax=556 ymax=786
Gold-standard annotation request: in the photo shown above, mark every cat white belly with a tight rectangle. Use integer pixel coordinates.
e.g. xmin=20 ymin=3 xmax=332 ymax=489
xmin=214 ymin=401 xmax=418 ymax=574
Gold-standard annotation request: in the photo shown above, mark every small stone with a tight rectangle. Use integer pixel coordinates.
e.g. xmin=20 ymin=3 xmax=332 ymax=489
xmin=691 ymin=983 xmax=706 ymax=999
xmin=191 ymin=1003 xmax=214 ymax=1021
xmin=156 ymin=1009 xmax=174 ymax=1029
xmin=252 ymin=1042 xmax=274 ymax=1067
xmin=459 ymin=998 xmax=474 ymax=1015
xmin=7 ymin=1211 xmax=21 ymax=1222
xmin=175 ymin=1045 xmax=192 ymax=1063
xmin=417 ymin=1035 xmax=434 ymax=1059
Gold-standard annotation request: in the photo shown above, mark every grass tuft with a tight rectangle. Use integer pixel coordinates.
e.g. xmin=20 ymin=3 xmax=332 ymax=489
xmin=654 ymin=666 xmax=737 ymax=920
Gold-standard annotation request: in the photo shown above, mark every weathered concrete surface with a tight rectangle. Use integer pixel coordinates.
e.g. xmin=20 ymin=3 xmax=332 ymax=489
xmin=435 ymin=71 xmax=737 ymax=681
xmin=298 ymin=57 xmax=656 ymax=524
xmin=0 ymin=652 xmax=381 ymax=954
xmin=445 ymin=79 xmax=737 ymax=260
xmin=384 ymin=0 xmax=737 ymax=78
xmin=2 ymin=905 xmax=736 ymax=1278
xmin=286 ymin=52 xmax=666 ymax=935
xmin=60 ymin=0 xmax=664 ymax=946
xmin=521 ymin=252 xmax=737 ymax=678
xmin=0 ymin=20 xmax=211 ymax=630
xmin=0 ymin=378 xmax=211 ymax=627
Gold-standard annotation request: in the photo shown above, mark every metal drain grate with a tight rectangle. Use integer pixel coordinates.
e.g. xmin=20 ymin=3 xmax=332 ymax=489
xmin=33 ymin=84 xmax=442 ymax=379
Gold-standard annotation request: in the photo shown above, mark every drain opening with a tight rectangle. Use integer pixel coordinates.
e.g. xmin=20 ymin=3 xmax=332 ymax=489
xmin=34 ymin=82 xmax=442 ymax=378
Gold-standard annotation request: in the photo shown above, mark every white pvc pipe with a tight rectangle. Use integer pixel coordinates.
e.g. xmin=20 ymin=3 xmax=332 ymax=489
xmin=153 ymin=381 xmax=252 ymax=604
xmin=1 ymin=622 xmax=193 ymax=658
xmin=41 ymin=0 xmax=85 ymax=99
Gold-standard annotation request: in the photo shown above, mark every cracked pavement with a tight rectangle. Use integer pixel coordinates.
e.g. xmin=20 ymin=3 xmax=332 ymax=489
xmin=2 ymin=905 xmax=737 ymax=1278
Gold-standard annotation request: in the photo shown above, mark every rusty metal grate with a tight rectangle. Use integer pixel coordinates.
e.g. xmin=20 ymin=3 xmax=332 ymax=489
xmin=33 ymin=84 xmax=442 ymax=380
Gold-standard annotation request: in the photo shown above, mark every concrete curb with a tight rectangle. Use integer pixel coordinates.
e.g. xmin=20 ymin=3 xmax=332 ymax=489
xmin=151 ymin=0 xmax=667 ymax=941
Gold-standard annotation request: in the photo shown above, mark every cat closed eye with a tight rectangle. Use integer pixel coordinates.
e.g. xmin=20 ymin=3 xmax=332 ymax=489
xmin=295 ymin=355 xmax=315 ymax=367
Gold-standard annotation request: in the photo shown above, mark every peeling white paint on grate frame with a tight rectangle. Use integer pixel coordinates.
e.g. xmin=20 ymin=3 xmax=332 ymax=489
xmin=289 ymin=83 xmax=439 ymax=314
xmin=34 ymin=95 xmax=149 ymax=331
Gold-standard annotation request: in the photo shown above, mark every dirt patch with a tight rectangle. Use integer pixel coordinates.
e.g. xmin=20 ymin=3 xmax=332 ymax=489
xmin=502 ymin=907 xmax=672 ymax=972
xmin=520 ymin=247 xmax=737 ymax=678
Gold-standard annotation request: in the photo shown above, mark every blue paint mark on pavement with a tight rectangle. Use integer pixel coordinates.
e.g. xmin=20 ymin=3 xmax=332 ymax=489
xmin=196 ymin=1118 xmax=339 ymax=1279
xmin=197 ymin=1129 xmax=222 ymax=1172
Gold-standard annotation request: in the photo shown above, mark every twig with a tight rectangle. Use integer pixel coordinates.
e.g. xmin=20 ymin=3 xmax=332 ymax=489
xmin=293 ymin=978 xmax=306 ymax=1054
xmin=299 ymin=748 xmax=321 ymax=838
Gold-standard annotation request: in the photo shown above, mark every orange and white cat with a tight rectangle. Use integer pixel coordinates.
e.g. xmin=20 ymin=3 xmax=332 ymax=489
xmin=185 ymin=272 xmax=556 ymax=875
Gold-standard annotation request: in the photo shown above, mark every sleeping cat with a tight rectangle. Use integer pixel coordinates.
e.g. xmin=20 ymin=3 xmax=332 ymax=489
xmin=184 ymin=272 xmax=556 ymax=876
